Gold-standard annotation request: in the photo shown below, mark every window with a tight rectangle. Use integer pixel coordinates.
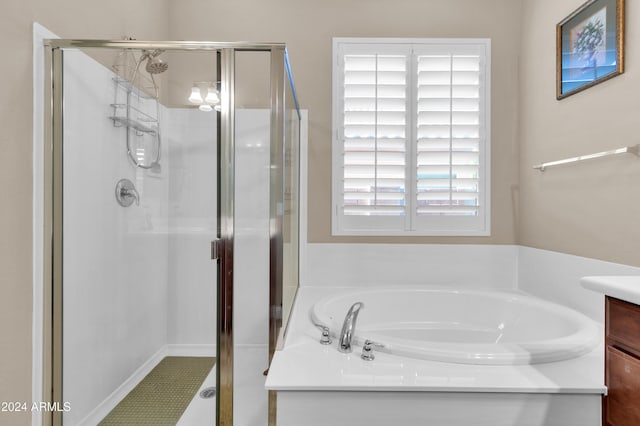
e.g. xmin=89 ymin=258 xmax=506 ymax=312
xmin=332 ymin=38 xmax=491 ymax=236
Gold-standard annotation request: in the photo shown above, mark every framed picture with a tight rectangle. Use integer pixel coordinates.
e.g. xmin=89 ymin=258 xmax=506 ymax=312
xmin=556 ymin=0 xmax=625 ymax=99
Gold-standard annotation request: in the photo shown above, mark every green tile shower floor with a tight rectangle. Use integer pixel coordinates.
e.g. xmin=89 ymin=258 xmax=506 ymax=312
xmin=99 ymin=356 xmax=216 ymax=426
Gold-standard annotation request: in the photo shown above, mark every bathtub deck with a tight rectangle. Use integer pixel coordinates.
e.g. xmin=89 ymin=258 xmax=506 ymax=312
xmin=266 ymin=286 xmax=605 ymax=394
xmin=266 ymin=287 xmax=605 ymax=426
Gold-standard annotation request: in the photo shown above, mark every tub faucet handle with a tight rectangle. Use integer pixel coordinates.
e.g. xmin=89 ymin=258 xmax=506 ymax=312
xmin=319 ymin=326 xmax=332 ymax=345
xmin=361 ymin=340 xmax=385 ymax=361
xmin=314 ymin=324 xmax=332 ymax=345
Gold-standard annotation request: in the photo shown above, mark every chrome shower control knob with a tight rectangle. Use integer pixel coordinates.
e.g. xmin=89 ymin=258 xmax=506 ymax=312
xmin=115 ymin=178 xmax=140 ymax=207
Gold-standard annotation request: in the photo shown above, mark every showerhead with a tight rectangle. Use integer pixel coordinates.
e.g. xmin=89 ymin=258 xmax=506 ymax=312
xmin=142 ymin=49 xmax=168 ymax=74
xmin=146 ymin=56 xmax=168 ymax=74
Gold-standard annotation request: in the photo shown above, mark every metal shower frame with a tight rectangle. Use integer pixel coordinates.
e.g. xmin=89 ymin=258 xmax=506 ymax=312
xmin=43 ymin=39 xmax=300 ymax=426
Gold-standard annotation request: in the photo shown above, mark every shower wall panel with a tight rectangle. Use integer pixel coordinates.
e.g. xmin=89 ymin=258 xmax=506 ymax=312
xmin=62 ymin=49 xmax=170 ymax=424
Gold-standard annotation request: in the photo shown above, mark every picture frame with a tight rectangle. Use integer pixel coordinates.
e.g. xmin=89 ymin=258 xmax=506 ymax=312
xmin=556 ymin=0 xmax=625 ymax=99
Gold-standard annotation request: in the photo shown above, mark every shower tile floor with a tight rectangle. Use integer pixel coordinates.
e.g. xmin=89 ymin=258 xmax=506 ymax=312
xmin=177 ymin=345 xmax=268 ymax=426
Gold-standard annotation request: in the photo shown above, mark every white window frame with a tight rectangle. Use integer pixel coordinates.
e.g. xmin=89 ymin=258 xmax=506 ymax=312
xmin=332 ymin=37 xmax=491 ymax=236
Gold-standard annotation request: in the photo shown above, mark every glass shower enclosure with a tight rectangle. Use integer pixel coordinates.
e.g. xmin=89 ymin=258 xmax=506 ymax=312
xmin=44 ymin=40 xmax=300 ymax=426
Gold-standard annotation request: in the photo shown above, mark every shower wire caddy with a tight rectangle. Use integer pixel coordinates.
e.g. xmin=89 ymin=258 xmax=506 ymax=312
xmin=109 ymin=57 xmax=162 ymax=170
xmin=109 ymin=68 xmax=159 ymax=136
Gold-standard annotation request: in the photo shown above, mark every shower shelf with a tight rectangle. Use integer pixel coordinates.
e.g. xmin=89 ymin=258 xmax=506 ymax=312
xmin=110 ymin=103 xmax=157 ymax=123
xmin=109 ymin=116 xmax=158 ymax=135
xmin=109 ymin=79 xmax=159 ymax=135
xmin=112 ymin=76 xmax=155 ymax=99
xmin=109 ymin=69 xmax=161 ymax=168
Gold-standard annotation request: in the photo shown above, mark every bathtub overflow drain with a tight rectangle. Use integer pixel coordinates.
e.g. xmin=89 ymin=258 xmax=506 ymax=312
xmin=200 ymin=387 xmax=216 ymax=399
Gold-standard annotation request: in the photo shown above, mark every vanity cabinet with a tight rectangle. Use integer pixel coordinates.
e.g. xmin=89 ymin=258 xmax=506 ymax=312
xmin=605 ymin=296 xmax=640 ymax=425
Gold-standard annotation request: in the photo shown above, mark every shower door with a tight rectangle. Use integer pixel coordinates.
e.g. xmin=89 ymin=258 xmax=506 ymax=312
xmin=207 ymin=47 xmax=301 ymax=426
xmin=48 ymin=42 xmax=225 ymax=426
xmin=45 ymin=40 xmax=300 ymax=426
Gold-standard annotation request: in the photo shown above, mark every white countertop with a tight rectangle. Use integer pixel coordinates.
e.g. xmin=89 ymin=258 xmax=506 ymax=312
xmin=266 ymin=286 xmax=605 ymax=394
xmin=581 ymin=276 xmax=640 ymax=306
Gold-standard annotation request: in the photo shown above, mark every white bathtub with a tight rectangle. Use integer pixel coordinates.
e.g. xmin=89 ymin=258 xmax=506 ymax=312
xmin=310 ymin=288 xmax=599 ymax=365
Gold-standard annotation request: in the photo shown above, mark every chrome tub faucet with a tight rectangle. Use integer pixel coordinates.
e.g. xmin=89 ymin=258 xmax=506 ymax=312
xmin=338 ymin=302 xmax=364 ymax=353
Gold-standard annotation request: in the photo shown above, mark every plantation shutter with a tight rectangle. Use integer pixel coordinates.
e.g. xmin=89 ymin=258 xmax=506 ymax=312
xmin=333 ymin=39 xmax=490 ymax=236
xmin=334 ymin=44 xmax=411 ymax=232
xmin=413 ymin=43 xmax=487 ymax=233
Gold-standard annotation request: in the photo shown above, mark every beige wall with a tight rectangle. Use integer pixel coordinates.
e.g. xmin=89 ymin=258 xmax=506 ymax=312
xmin=169 ymin=0 xmax=522 ymax=245
xmin=0 ymin=2 xmax=168 ymax=425
xmin=519 ymin=0 xmax=640 ymax=266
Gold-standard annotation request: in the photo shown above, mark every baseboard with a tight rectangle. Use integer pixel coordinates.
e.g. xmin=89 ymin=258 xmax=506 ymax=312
xmin=77 ymin=346 xmax=168 ymax=426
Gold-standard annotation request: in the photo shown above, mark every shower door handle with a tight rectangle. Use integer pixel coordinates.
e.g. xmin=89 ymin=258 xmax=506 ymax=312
xmin=211 ymin=239 xmax=221 ymax=260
